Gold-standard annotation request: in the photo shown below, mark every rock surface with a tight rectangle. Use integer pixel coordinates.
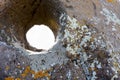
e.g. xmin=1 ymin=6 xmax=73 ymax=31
xmin=0 ymin=0 xmax=120 ymax=80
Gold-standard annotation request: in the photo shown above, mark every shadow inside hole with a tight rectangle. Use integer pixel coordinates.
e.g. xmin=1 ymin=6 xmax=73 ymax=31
xmin=23 ymin=0 xmax=67 ymax=52
xmin=0 ymin=0 xmax=67 ymax=52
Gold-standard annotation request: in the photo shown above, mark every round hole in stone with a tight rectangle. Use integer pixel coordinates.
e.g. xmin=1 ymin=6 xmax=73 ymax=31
xmin=26 ymin=24 xmax=55 ymax=51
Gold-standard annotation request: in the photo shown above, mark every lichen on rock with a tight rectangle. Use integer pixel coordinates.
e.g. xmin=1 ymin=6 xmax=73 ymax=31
xmin=62 ymin=15 xmax=117 ymax=80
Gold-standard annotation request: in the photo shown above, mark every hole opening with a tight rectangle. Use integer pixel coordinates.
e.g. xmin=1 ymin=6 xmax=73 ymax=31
xmin=26 ymin=24 xmax=55 ymax=51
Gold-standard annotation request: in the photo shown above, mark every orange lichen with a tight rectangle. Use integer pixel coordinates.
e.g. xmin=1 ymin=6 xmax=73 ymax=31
xmin=24 ymin=66 xmax=31 ymax=73
xmin=30 ymin=70 xmax=35 ymax=74
xmin=21 ymin=73 xmax=27 ymax=78
xmin=107 ymin=0 xmax=114 ymax=2
xmin=15 ymin=78 xmax=21 ymax=80
xmin=88 ymin=67 xmax=97 ymax=71
xmin=5 ymin=77 xmax=14 ymax=80
xmin=5 ymin=66 xmax=51 ymax=80
xmin=34 ymin=70 xmax=50 ymax=79
xmin=21 ymin=66 xmax=31 ymax=78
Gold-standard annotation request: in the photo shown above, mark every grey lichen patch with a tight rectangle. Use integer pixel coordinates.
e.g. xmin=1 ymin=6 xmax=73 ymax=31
xmin=62 ymin=15 xmax=106 ymax=56
xmin=0 ymin=26 xmax=14 ymax=41
xmin=62 ymin=16 xmax=115 ymax=80
xmin=0 ymin=26 xmax=22 ymax=50
xmin=100 ymin=8 xmax=120 ymax=25
xmin=108 ymin=51 xmax=120 ymax=79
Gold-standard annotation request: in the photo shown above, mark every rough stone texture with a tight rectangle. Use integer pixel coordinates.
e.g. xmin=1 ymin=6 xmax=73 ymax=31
xmin=0 ymin=42 xmax=31 ymax=79
xmin=0 ymin=0 xmax=120 ymax=80
xmin=51 ymin=60 xmax=86 ymax=80
xmin=60 ymin=0 xmax=120 ymax=80
xmin=60 ymin=0 xmax=120 ymax=52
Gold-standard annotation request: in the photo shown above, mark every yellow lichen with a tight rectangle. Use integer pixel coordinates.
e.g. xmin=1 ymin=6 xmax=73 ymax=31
xmin=5 ymin=66 xmax=51 ymax=80
xmin=107 ymin=0 xmax=114 ymax=2
xmin=24 ymin=66 xmax=31 ymax=74
xmin=21 ymin=73 xmax=27 ymax=78
xmin=34 ymin=70 xmax=50 ymax=79
xmin=5 ymin=77 xmax=14 ymax=80
xmin=21 ymin=66 xmax=31 ymax=78
xmin=15 ymin=78 xmax=21 ymax=80
xmin=30 ymin=70 xmax=35 ymax=74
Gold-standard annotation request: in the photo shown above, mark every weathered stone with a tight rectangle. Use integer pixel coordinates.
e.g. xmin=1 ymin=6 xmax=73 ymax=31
xmin=51 ymin=60 xmax=86 ymax=80
xmin=0 ymin=42 xmax=30 ymax=79
xmin=61 ymin=0 xmax=120 ymax=80
xmin=0 ymin=0 xmax=120 ymax=80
